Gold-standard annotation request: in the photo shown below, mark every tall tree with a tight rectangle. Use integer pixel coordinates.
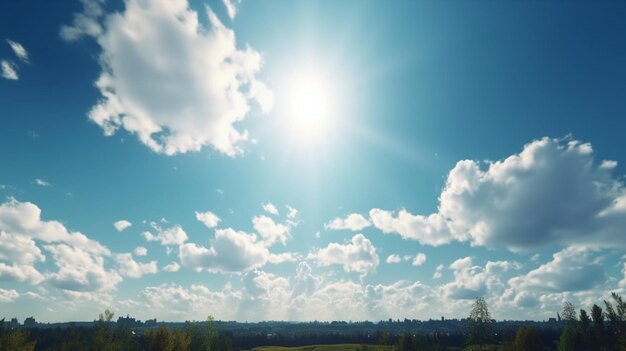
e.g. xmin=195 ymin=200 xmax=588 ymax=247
xmin=562 ymin=301 xmax=578 ymax=322
xmin=466 ymin=297 xmax=493 ymax=347
xmin=591 ymin=304 xmax=605 ymax=350
xmin=514 ymin=327 xmax=543 ymax=351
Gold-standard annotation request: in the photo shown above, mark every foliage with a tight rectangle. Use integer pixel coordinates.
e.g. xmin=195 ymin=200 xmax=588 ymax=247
xmin=466 ymin=297 xmax=493 ymax=347
xmin=513 ymin=326 xmax=543 ymax=351
xmin=561 ymin=302 xmax=577 ymax=323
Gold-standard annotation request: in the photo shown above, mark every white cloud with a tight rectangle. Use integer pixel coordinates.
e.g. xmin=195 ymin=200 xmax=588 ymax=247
xmin=0 ymin=288 xmax=19 ymax=302
xmin=113 ymin=219 xmax=132 ymax=232
xmin=35 ymin=178 xmax=51 ymax=187
xmin=133 ymin=246 xmax=147 ymax=256
xmin=370 ymin=137 xmax=626 ymax=252
xmin=116 ymin=253 xmax=158 ymax=278
xmin=6 ymin=39 xmax=29 ymax=63
xmin=386 ymin=254 xmax=402 ymax=264
xmin=222 ymin=0 xmax=240 ymax=20
xmin=286 ymin=205 xmax=298 ymax=219
xmin=252 ymin=215 xmax=290 ymax=246
xmin=433 ymin=264 xmax=444 ymax=279
xmin=195 ymin=210 xmax=220 ymax=228
xmin=1 ymin=60 xmax=18 ymax=80
xmin=600 ymin=160 xmax=618 ymax=170
xmin=163 ymin=261 xmax=180 ymax=272
xmin=262 ymin=202 xmax=279 ymax=215
xmin=325 ymin=213 xmax=371 ymax=231
xmin=179 ymin=228 xmax=269 ymax=273
xmin=441 ymin=257 xmax=520 ymax=300
xmin=509 ymin=247 xmax=605 ymax=294
xmin=142 ymin=225 xmax=187 ymax=246
xmin=412 ymin=252 xmax=427 ymax=266
xmin=310 ymin=234 xmax=379 ymax=275
xmin=64 ymin=0 xmax=273 ymax=156
xmin=59 ymin=0 xmax=105 ymax=41
xmin=45 ymin=243 xmax=121 ymax=292
xmin=268 ymin=252 xmax=300 ymax=264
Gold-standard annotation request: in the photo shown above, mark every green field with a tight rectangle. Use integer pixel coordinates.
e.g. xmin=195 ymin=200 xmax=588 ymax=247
xmin=251 ymin=344 xmax=396 ymax=351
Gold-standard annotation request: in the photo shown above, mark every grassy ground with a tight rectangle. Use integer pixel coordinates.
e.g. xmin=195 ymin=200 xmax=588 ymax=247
xmin=251 ymin=344 xmax=396 ymax=351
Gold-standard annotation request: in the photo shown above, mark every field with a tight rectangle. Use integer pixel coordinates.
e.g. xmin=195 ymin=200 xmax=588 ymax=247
xmin=251 ymin=344 xmax=396 ymax=351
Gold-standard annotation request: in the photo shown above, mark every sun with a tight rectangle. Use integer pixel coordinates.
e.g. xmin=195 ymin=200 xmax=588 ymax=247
xmin=282 ymin=70 xmax=337 ymax=143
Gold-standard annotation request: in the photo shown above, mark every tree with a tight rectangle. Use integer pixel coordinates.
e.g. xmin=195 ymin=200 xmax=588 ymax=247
xmin=92 ymin=309 xmax=115 ymax=351
xmin=558 ymin=325 xmax=583 ymax=351
xmin=604 ymin=292 xmax=626 ymax=350
xmin=562 ymin=301 xmax=578 ymax=322
xmin=514 ymin=327 xmax=543 ymax=351
xmin=466 ymin=297 xmax=493 ymax=347
xmin=1 ymin=329 xmax=36 ymax=351
xmin=591 ymin=304 xmax=605 ymax=350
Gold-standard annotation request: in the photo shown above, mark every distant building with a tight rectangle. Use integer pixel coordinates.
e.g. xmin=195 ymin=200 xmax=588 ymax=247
xmin=117 ymin=315 xmax=138 ymax=327
xmin=548 ymin=318 xmax=557 ymax=323
xmin=9 ymin=318 xmax=19 ymax=328
xmin=145 ymin=318 xmax=157 ymax=327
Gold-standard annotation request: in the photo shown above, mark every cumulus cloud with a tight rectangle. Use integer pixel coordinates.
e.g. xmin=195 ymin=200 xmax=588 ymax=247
xmin=310 ymin=234 xmax=379 ymax=275
xmin=386 ymin=254 xmax=402 ymax=264
xmin=133 ymin=246 xmax=147 ymax=256
xmin=412 ymin=252 xmax=427 ymax=266
xmin=325 ymin=213 xmax=371 ymax=231
xmin=195 ymin=211 xmax=220 ymax=229
xmin=142 ymin=225 xmax=187 ymax=246
xmin=262 ymin=202 xmax=279 ymax=215
xmin=0 ymin=288 xmax=19 ymax=302
xmin=113 ymin=219 xmax=132 ymax=232
xmin=6 ymin=39 xmax=29 ymax=63
xmin=509 ymin=247 xmax=605 ymax=294
xmin=1 ymin=60 xmax=18 ymax=80
xmin=179 ymin=228 xmax=269 ymax=273
xmin=45 ymin=243 xmax=121 ymax=292
xmin=252 ymin=215 xmax=290 ymax=246
xmin=116 ymin=253 xmax=158 ymax=278
xmin=163 ymin=261 xmax=180 ymax=272
xmin=63 ymin=0 xmax=273 ymax=156
xmin=442 ymin=257 xmax=520 ymax=300
xmin=370 ymin=137 xmax=626 ymax=252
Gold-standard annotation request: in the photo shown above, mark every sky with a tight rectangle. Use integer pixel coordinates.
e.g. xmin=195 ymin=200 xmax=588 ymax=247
xmin=1 ymin=0 xmax=626 ymax=323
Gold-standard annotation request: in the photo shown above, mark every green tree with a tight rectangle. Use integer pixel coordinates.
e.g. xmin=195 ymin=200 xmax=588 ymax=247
xmin=558 ymin=324 xmax=584 ymax=351
xmin=466 ymin=297 xmax=493 ymax=347
xmin=1 ymin=329 xmax=36 ymax=351
xmin=591 ymin=304 xmax=605 ymax=350
xmin=562 ymin=301 xmax=578 ymax=322
xmin=604 ymin=292 xmax=626 ymax=350
xmin=514 ymin=327 xmax=543 ymax=351
xmin=146 ymin=326 xmax=174 ymax=351
xmin=397 ymin=333 xmax=415 ymax=351
xmin=92 ymin=309 xmax=115 ymax=351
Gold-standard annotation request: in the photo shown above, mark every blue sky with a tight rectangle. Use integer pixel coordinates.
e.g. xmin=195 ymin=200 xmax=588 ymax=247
xmin=1 ymin=0 xmax=626 ymax=322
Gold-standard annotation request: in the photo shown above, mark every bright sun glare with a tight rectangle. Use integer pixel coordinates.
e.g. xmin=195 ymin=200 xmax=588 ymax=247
xmin=283 ymin=72 xmax=336 ymax=143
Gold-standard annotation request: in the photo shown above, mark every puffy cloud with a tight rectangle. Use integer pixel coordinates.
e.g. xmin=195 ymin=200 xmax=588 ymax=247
xmin=195 ymin=211 xmax=220 ymax=229
xmin=179 ymin=228 xmax=269 ymax=273
xmin=163 ymin=261 xmax=180 ymax=272
xmin=262 ymin=203 xmax=279 ymax=216
xmin=325 ymin=213 xmax=371 ymax=231
xmin=1 ymin=60 xmax=18 ymax=80
xmin=370 ymin=137 xmax=626 ymax=252
xmin=268 ymin=252 xmax=300 ymax=264
xmin=252 ymin=215 xmax=290 ymax=246
xmin=142 ymin=225 xmax=187 ymax=246
xmin=59 ymin=0 xmax=105 ymax=41
xmin=0 ymin=198 xmax=109 ymax=255
xmin=113 ymin=219 xmax=132 ymax=232
xmin=35 ymin=178 xmax=51 ymax=187
xmin=386 ymin=254 xmax=402 ymax=264
xmin=45 ymin=244 xmax=122 ymax=292
xmin=310 ymin=234 xmax=379 ymax=275
xmin=442 ymin=257 xmax=519 ymax=300
xmin=6 ymin=39 xmax=29 ymax=63
xmin=115 ymin=253 xmax=158 ymax=278
xmin=600 ymin=160 xmax=618 ymax=170
xmin=509 ymin=247 xmax=605 ymax=294
xmin=65 ymin=0 xmax=273 ymax=156
xmin=412 ymin=252 xmax=427 ymax=266
xmin=222 ymin=0 xmax=240 ymax=20
xmin=0 ymin=288 xmax=19 ymax=302
xmin=369 ymin=209 xmax=452 ymax=246
xmin=133 ymin=246 xmax=147 ymax=256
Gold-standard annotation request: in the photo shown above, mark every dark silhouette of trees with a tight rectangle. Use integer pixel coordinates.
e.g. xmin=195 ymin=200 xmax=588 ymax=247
xmin=604 ymin=292 xmax=626 ymax=350
xmin=591 ymin=304 xmax=605 ymax=350
xmin=466 ymin=297 xmax=493 ymax=348
xmin=513 ymin=326 xmax=543 ymax=351
xmin=561 ymin=302 xmax=577 ymax=323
